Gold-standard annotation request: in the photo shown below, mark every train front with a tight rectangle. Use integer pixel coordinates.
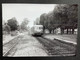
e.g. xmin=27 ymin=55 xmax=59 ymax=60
xmin=31 ymin=25 xmax=43 ymax=36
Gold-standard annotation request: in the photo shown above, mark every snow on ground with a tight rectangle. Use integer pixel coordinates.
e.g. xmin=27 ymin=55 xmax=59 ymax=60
xmin=44 ymin=34 xmax=77 ymax=45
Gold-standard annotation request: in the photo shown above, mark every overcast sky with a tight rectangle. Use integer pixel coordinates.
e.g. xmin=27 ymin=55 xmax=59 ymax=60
xmin=2 ymin=4 xmax=56 ymax=27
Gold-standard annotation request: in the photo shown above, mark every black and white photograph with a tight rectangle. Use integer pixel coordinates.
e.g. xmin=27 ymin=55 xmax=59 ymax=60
xmin=2 ymin=4 xmax=78 ymax=57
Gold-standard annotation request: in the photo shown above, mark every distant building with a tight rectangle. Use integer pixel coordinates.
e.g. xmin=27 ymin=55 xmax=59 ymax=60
xmin=54 ymin=28 xmax=78 ymax=34
xmin=74 ymin=28 xmax=77 ymax=34
xmin=54 ymin=28 xmax=61 ymax=34
xmin=45 ymin=29 xmax=49 ymax=33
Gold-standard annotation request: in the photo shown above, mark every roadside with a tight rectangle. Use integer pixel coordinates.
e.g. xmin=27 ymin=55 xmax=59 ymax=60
xmin=43 ymin=34 xmax=77 ymax=45
xmin=3 ymin=32 xmax=24 ymax=45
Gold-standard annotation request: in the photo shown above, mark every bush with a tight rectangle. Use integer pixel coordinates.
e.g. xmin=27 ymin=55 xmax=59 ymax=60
xmin=11 ymin=31 xmax=18 ymax=36
xmin=3 ymin=24 xmax=11 ymax=34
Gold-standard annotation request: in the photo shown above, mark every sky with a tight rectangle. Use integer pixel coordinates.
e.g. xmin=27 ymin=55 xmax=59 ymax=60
xmin=2 ymin=4 xmax=56 ymax=27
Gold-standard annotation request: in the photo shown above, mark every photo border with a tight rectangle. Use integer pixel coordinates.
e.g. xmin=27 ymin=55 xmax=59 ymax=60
xmin=0 ymin=0 xmax=80 ymax=60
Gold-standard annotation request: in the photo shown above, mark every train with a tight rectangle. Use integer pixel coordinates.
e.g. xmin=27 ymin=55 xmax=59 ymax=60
xmin=29 ymin=25 xmax=43 ymax=36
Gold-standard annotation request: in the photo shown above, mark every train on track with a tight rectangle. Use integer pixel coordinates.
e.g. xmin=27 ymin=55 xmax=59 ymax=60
xmin=29 ymin=25 xmax=43 ymax=36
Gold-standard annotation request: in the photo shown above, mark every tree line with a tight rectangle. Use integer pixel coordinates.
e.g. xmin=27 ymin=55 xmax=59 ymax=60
xmin=3 ymin=4 xmax=78 ymax=35
xmin=3 ymin=17 xmax=29 ymax=35
xmin=35 ymin=4 xmax=78 ymax=34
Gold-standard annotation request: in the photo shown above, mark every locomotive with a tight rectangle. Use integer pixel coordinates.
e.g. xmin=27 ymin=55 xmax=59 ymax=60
xmin=29 ymin=25 xmax=43 ymax=36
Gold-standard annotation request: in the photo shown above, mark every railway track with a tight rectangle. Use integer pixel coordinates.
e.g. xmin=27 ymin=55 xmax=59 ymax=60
xmin=36 ymin=36 xmax=76 ymax=56
xmin=3 ymin=35 xmax=23 ymax=56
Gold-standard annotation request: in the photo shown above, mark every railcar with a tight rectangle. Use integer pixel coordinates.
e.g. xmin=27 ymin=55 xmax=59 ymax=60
xmin=30 ymin=25 xmax=43 ymax=36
